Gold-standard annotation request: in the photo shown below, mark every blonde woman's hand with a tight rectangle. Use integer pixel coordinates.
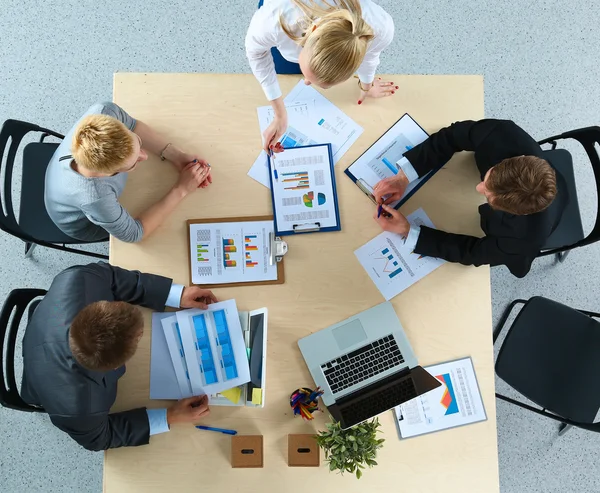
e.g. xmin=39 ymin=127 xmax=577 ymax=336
xmin=263 ymin=113 xmax=288 ymax=153
xmin=358 ymin=78 xmax=398 ymax=104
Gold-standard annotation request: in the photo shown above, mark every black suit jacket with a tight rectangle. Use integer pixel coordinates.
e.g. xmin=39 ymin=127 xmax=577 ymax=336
xmin=404 ymin=119 xmax=567 ymax=278
xmin=21 ymin=262 xmax=172 ymax=451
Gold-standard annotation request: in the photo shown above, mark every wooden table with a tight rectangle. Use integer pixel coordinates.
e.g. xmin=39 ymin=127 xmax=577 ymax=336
xmin=106 ymin=73 xmax=498 ymax=493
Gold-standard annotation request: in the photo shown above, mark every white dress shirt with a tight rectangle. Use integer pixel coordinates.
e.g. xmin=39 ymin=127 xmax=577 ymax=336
xmin=245 ymin=0 xmax=395 ymax=101
xmin=396 ymin=158 xmax=421 ymax=249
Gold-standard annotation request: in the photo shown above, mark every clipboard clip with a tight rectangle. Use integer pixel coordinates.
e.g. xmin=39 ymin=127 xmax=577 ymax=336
xmin=269 ymin=232 xmax=288 ymax=265
xmin=292 ymin=222 xmax=321 ymax=233
xmin=357 ymin=179 xmax=377 ymax=205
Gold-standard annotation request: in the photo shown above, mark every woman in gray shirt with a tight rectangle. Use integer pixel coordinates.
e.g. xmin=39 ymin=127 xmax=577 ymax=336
xmin=45 ymin=102 xmax=211 ymax=243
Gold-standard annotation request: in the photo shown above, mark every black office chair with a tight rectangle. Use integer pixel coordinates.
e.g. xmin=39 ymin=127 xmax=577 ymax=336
xmin=0 ymin=288 xmax=47 ymax=412
xmin=494 ymin=296 xmax=600 ymax=436
xmin=537 ymin=126 xmax=600 ymax=263
xmin=0 ymin=119 xmax=108 ymax=259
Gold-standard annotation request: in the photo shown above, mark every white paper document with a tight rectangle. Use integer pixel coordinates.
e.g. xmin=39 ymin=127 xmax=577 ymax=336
xmin=150 ymin=312 xmax=182 ymax=399
xmin=345 ymin=114 xmax=430 ymax=207
xmin=248 ymin=81 xmax=363 ymax=188
xmin=160 ymin=315 xmax=193 ymax=398
xmin=189 ymin=220 xmax=278 ymax=285
xmin=175 ymin=300 xmax=251 ymax=396
xmin=270 ymin=144 xmax=339 ymax=233
xmin=394 ymin=357 xmax=487 ymax=439
xmin=355 ymin=208 xmax=445 ymax=300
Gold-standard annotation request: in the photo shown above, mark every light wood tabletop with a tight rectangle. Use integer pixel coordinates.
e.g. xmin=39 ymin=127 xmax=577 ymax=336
xmin=106 ymin=73 xmax=498 ymax=493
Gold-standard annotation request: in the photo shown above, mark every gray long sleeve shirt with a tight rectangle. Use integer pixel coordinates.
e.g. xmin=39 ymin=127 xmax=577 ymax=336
xmin=44 ymin=102 xmax=144 ymax=243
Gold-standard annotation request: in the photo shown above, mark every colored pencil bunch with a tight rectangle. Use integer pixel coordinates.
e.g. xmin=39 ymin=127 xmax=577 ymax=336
xmin=290 ymin=387 xmax=324 ymax=420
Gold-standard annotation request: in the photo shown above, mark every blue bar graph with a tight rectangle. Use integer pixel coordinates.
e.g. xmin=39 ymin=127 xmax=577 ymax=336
xmin=382 ymin=248 xmax=389 ymax=255
xmin=389 ymin=267 xmax=403 ymax=278
xmin=382 ymin=157 xmax=399 ymax=175
xmin=192 ymin=315 xmax=217 ymax=384
xmin=213 ymin=310 xmax=238 ymax=381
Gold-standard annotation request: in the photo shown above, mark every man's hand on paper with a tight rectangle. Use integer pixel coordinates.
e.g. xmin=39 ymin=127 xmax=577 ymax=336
xmin=167 ymin=395 xmax=210 ymax=426
xmin=373 ymin=204 xmax=410 ymax=237
xmin=357 ymin=77 xmax=398 ymax=105
xmin=181 ymin=286 xmax=218 ymax=310
xmin=373 ymin=171 xmax=409 ymax=204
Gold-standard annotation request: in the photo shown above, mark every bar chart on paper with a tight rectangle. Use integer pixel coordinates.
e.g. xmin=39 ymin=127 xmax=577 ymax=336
xmin=282 ymin=171 xmax=309 ymax=190
xmin=174 ymin=300 xmax=251 ymax=396
xmin=245 ymin=235 xmax=259 ymax=268
xmin=354 ymin=209 xmax=445 ymax=300
xmin=367 ymin=135 xmax=414 ymax=180
xmin=374 ymin=246 xmax=404 ymax=279
xmin=188 ymin=220 xmax=279 ymax=285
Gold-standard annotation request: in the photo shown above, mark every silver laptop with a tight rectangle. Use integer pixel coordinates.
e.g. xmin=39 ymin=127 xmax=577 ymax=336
xmin=298 ymin=301 xmax=440 ymax=429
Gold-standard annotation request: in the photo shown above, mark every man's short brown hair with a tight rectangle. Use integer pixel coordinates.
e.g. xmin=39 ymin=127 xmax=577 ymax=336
xmin=71 ymin=114 xmax=136 ymax=173
xmin=486 ymin=156 xmax=557 ymax=215
xmin=69 ymin=301 xmax=143 ymax=371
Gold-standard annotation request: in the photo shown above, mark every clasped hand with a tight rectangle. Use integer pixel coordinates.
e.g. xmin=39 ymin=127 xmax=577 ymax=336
xmin=372 ymin=172 xmax=410 ymax=236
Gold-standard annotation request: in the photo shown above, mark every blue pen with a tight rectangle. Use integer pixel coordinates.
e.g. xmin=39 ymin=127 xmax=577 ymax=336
xmin=195 ymin=425 xmax=238 ymax=436
xmin=377 ymin=204 xmax=383 ymax=218
xmin=193 ymin=159 xmax=211 ymax=168
xmin=270 ymin=152 xmax=278 ymax=181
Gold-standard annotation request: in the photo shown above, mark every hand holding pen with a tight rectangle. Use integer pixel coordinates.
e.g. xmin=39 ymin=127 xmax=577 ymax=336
xmin=269 ymin=142 xmax=284 ymax=181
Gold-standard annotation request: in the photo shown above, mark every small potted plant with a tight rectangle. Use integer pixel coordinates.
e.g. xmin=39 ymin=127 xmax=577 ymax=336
xmin=315 ymin=418 xmax=385 ymax=479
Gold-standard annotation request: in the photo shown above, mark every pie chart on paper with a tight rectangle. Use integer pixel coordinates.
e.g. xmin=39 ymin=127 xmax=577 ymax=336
xmin=302 ymin=191 xmax=327 ymax=208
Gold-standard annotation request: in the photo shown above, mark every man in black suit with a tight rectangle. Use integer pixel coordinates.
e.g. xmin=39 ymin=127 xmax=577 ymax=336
xmin=21 ymin=262 xmax=216 ymax=451
xmin=373 ymin=119 xmax=567 ymax=278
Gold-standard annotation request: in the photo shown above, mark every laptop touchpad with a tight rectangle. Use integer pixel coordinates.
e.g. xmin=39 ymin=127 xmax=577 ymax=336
xmin=332 ymin=320 xmax=368 ymax=351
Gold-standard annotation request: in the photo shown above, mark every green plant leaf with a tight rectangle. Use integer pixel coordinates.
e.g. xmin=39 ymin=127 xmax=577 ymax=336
xmin=356 ymin=468 xmax=362 ymax=479
xmin=347 ymin=435 xmax=356 ymax=442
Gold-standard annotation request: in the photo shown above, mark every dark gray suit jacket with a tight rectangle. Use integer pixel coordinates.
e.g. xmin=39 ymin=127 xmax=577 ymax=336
xmin=21 ymin=262 xmax=172 ymax=451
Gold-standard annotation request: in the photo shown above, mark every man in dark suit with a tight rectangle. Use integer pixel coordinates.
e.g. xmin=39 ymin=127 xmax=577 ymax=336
xmin=373 ymin=119 xmax=567 ymax=278
xmin=21 ymin=262 xmax=217 ymax=451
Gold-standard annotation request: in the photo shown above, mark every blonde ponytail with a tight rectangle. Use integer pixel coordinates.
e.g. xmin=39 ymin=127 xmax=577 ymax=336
xmin=280 ymin=0 xmax=375 ymax=86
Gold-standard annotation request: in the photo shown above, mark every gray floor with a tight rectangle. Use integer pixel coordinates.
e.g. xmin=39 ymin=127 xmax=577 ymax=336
xmin=1 ymin=1 xmax=599 ymax=491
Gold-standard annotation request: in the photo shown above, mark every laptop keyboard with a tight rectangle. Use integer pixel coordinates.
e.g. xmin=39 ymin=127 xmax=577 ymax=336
xmin=321 ymin=335 xmax=405 ymax=394
xmin=340 ymin=377 xmax=417 ymax=427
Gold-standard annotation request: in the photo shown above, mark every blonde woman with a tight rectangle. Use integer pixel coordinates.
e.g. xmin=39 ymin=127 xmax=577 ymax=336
xmin=246 ymin=0 xmax=395 ymax=152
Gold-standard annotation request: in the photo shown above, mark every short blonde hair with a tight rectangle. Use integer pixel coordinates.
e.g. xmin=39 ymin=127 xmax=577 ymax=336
xmin=72 ymin=114 xmax=136 ymax=173
xmin=281 ymin=0 xmax=374 ymax=86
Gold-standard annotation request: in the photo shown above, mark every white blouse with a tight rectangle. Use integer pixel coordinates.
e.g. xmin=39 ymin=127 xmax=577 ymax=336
xmin=245 ymin=0 xmax=395 ymax=101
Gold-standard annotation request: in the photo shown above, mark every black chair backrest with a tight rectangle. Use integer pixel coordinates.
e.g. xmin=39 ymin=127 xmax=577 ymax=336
xmin=538 ymin=126 xmax=600 ymax=250
xmin=0 ymin=288 xmax=47 ymax=412
xmin=0 ymin=119 xmax=64 ymax=242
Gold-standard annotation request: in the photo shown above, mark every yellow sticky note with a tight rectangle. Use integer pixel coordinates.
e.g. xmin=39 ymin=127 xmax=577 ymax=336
xmin=221 ymin=387 xmax=242 ymax=404
xmin=252 ymin=388 xmax=263 ymax=406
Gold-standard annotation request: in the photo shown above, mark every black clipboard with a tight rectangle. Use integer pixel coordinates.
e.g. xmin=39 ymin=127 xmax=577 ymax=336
xmin=344 ymin=113 xmax=438 ymax=209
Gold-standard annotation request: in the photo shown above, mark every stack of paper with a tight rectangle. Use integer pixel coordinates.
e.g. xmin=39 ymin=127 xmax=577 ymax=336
xmin=158 ymin=300 xmax=251 ymax=398
xmin=248 ymin=80 xmax=363 ymax=188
